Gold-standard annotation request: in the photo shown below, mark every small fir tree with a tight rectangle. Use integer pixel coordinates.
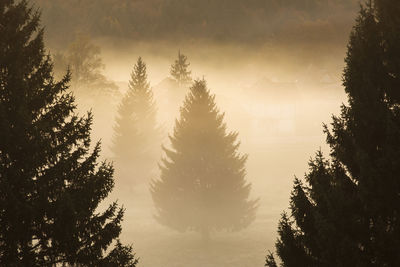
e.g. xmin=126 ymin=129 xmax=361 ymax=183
xmin=112 ymin=57 xmax=161 ymax=184
xmin=151 ymin=79 xmax=258 ymax=240
xmin=170 ymin=50 xmax=192 ymax=87
xmin=0 ymin=1 xmax=137 ymax=266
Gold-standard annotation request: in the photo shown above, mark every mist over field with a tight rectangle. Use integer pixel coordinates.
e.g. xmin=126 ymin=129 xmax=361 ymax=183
xmin=6 ymin=0 xmax=363 ymax=266
xmin=38 ymin=1 xmax=354 ymax=266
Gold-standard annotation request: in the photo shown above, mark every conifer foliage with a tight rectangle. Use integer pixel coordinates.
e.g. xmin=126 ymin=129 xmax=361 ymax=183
xmin=266 ymin=0 xmax=400 ymax=266
xmin=0 ymin=1 xmax=137 ymax=266
xmin=170 ymin=50 xmax=192 ymax=87
xmin=151 ymin=80 xmax=258 ymax=239
xmin=112 ymin=57 xmax=160 ymax=184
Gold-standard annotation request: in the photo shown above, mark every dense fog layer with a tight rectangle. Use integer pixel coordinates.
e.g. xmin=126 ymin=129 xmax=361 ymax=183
xmin=54 ymin=45 xmax=347 ymax=267
xmin=34 ymin=1 xmax=357 ymax=266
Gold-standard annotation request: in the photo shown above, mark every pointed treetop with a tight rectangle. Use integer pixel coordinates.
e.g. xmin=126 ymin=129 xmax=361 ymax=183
xmin=170 ymin=50 xmax=192 ymax=87
xmin=129 ymin=56 xmax=149 ymax=92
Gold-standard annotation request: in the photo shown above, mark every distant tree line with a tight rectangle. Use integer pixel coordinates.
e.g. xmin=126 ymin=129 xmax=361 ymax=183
xmin=34 ymin=0 xmax=358 ymax=45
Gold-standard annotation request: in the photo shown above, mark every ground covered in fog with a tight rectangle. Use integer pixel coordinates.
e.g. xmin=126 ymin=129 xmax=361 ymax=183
xmin=93 ymin=74 xmax=346 ymax=266
xmin=32 ymin=0 xmax=355 ymax=265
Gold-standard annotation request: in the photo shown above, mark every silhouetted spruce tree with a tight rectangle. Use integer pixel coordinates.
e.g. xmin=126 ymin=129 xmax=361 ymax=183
xmin=267 ymin=1 xmax=400 ymax=266
xmin=151 ymin=79 xmax=258 ymax=240
xmin=0 ymin=1 xmax=137 ymax=266
xmin=112 ymin=57 xmax=160 ymax=184
xmin=170 ymin=50 xmax=192 ymax=87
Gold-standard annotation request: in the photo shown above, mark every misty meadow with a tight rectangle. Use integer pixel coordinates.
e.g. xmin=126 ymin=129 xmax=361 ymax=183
xmin=1 ymin=0 xmax=400 ymax=266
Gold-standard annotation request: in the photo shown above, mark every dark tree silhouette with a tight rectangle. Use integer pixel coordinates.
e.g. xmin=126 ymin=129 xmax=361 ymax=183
xmin=112 ymin=57 xmax=161 ymax=185
xmin=151 ymin=79 xmax=258 ymax=240
xmin=265 ymin=252 xmax=278 ymax=267
xmin=0 ymin=1 xmax=137 ymax=266
xmin=170 ymin=50 xmax=192 ymax=87
xmin=267 ymin=0 xmax=400 ymax=266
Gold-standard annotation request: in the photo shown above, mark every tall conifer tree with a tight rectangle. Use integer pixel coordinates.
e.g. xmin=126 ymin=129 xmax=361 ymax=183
xmin=0 ymin=1 xmax=137 ymax=265
xmin=266 ymin=0 xmax=400 ymax=266
xmin=112 ymin=57 xmax=160 ymax=184
xmin=151 ymin=79 xmax=258 ymax=239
